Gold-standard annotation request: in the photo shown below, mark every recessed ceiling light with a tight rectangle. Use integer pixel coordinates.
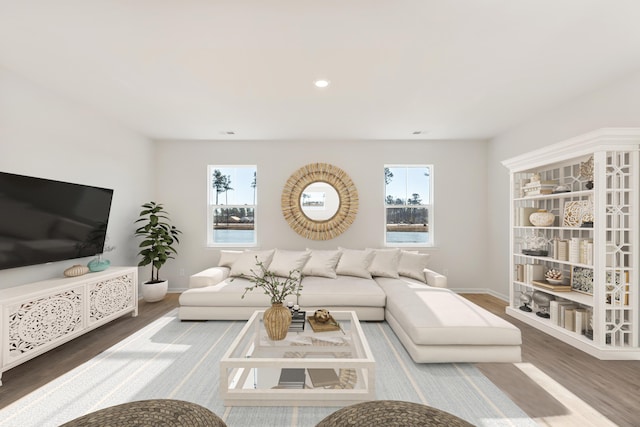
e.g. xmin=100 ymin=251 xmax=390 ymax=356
xmin=314 ymin=79 xmax=330 ymax=88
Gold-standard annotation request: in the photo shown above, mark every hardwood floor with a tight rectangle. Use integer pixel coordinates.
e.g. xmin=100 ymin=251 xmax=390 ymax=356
xmin=1 ymin=293 xmax=638 ymax=426
xmin=463 ymin=293 xmax=640 ymax=427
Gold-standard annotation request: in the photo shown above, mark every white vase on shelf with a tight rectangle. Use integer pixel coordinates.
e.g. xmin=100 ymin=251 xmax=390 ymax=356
xmin=529 ymin=209 xmax=555 ymax=227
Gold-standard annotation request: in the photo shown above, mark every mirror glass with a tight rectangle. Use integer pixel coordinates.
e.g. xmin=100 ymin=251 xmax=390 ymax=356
xmin=300 ymin=182 xmax=340 ymax=221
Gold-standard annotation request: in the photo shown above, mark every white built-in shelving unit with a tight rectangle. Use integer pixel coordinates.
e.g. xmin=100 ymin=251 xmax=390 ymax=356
xmin=503 ymin=128 xmax=640 ymax=360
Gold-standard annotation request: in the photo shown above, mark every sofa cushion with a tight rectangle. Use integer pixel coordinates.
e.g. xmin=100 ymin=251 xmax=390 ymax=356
xmin=298 ymin=275 xmax=386 ymax=307
xmin=336 ymin=248 xmax=375 ymax=279
xmin=218 ymin=250 xmax=243 ymax=268
xmin=398 ymin=251 xmax=430 ymax=282
xmin=229 ymin=249 xmax=274 ymax=277
xmin=180 ymin=277 xmax=273 ymax=307
xmin=302 ymin=249 xmax=342 ymax=278
xmin=190 ymin=266 xmax=231 ymax=288
xmin=268 ymin=249 xmax=311 ymax=277
xmin=381 ymin=282 xmax=521 ymax=346
xmin=367 ymin=248 xmax=401 ymax=278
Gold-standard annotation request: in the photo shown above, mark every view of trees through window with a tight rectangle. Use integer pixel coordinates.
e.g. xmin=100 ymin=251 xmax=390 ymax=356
xmin=384 ymin=165 xmax=432 ymax=245
xmin=208 ymin=166 xmax=257 ymax=245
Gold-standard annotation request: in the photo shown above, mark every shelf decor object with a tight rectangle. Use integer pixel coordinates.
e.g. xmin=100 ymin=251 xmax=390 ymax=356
xmin=503 ymin=128 xmax=640 ymax=360
xmin=529 ymin=209 xmax=555 ymax=227
xmin=571 ymin=266 xmax=594 ymax=295
xmin=579 ymin=155 xmax=594 ymax=189
xmin=562 ymin=200 xmax=593 ymax=227
xmin=544 ymin=269 xmax=564 ymax=285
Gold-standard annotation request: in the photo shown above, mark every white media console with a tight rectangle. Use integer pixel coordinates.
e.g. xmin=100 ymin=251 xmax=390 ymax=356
xmin=0 ymin=266 xmax=138 ymax=386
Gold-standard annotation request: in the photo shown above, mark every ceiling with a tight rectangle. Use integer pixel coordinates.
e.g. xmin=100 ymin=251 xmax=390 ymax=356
xmin=2 ymin=1 xmax=640 ymax=141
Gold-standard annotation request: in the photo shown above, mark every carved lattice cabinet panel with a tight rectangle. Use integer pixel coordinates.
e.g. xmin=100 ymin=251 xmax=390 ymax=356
xmin=0 ymin=267 xmax=138 ymax=385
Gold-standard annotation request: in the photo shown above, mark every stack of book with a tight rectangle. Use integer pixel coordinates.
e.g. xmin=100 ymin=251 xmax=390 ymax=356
xmin=522 ymin=180 xmax=558 ymax=196
xmin=278 ymin=368 xmax=305 ymax=389
xmin=515 ymin=263 xmax=544 ymax=284
xmin=566 ymin=238 xmax=593 ymax=264
xmin=289 ymin=310 xmax=306 ymax=332
xmin=515 ymin=207 xmax=537 ymax=226
xmin=549 ymin=300 xmax=589 ymax=335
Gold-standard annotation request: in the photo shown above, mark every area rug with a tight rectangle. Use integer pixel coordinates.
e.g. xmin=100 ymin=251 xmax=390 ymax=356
xmin=0 ymin=310 xmax=535 ymax=427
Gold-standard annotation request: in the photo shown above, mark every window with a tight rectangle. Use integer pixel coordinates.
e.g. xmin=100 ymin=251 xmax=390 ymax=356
xmin=384 ymin=165 xmax=433 ymax=246
xmin=208 ymin=165 xmax=257 ymax=246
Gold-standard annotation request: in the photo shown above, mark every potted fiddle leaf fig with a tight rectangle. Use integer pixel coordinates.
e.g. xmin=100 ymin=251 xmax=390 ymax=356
xmin=134 ymin=201 xmax=181 ymax=302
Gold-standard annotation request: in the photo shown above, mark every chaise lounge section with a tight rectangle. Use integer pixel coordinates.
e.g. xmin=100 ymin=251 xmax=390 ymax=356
xmin=179 ymin=248 xmax=522 ymax=363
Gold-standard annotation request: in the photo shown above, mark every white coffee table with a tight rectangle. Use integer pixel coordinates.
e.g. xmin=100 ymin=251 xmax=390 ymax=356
xmin=220 ymin=310 xmax=375 ymax=407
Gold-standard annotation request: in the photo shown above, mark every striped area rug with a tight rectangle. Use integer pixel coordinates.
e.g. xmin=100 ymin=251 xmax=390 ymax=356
xmin=0 ymin=310 xmax=535 ymax=427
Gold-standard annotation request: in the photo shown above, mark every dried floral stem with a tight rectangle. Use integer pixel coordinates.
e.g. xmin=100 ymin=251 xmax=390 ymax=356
xmin=239 ymin=257 xmax=303 ymax=304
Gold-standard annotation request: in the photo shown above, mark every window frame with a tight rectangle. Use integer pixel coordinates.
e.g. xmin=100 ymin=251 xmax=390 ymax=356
xmin=383 ymin=164 xmax=434 ymax=247
xmin=207 ymin=165 xmax=257 ymax=247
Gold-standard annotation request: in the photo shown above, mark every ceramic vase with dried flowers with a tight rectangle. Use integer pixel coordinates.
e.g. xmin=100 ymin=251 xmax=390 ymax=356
xmin=240 ymin=258 xmax=303 ymax=340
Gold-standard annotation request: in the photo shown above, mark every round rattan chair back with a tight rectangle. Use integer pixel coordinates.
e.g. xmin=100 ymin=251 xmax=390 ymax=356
xmin=316 ymin=400 xmax=475 ymax=427
xmin=59 ymin=399 xmax=227 ymax=427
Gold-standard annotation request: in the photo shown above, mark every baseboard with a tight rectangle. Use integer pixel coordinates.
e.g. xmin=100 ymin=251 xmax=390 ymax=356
xmin=452 ymin=287 xmax=508 ymax=302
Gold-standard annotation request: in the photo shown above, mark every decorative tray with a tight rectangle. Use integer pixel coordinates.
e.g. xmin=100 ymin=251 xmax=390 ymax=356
xmin=531 ymin=280 xmax=572 ymax=292
xmin=307 ymin=315 xmax=341 ymax=332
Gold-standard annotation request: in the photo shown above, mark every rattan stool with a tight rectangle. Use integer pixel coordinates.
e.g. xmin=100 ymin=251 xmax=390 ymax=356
xmin=316 ymin=400 xmax=475 ymax=427
xmin=59 ymin=399 xmax=227 ymax=427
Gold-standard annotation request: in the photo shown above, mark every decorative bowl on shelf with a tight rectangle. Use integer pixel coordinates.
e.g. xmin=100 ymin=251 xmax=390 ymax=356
xmin=545 ymin=278 xmax=564 ymax=285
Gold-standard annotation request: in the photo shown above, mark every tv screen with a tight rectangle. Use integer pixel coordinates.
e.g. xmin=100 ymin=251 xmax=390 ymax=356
xmin=0 ymin=172 xmax=114 ymax=271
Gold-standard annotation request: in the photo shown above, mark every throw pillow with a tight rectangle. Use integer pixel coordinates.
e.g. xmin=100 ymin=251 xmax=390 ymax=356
xmin=229 ymin=249 xmax=275 ymax=277
xmin=398 ymin=251 xmax=430 ymax=282
xmin=268 ymin=249 xmax=311 ymax=277
xmin=302 ymin=249 xmax=342 ymax=279
xmin=336 ymin=248 xmax=375 ymax=279
xmin=218 ymin=250 xmax=243 ymax=268
xmin=367 ymin=248 xmax=401 ymax=278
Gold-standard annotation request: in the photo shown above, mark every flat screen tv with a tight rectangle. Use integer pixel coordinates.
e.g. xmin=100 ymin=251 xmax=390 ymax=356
xmin=0 ymin=171 xmax=114 ymax=271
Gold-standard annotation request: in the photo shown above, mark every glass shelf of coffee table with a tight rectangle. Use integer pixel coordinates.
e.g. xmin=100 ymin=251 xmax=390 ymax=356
xmin=220 ymin=310 xmax=375 ymax=407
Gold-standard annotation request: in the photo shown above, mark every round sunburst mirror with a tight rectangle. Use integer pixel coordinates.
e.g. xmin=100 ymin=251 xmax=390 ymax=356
xmin=281 ymin=163 xmax=359 ymax=240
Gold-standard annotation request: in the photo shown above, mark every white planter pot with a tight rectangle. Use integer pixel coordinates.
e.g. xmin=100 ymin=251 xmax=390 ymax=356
xmin=142 ymin=280 xmax=168 ymax=302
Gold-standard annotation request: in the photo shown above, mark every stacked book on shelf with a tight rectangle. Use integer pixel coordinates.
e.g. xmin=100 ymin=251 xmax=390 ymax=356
xmin=515 ymin=207 xmax=537 ymax=226
xmin=552 ymin=237 xmax=593 ymax=264
xmin=522 ymin=179 xmax=558 ymax=197
xmin=515 ymin=263 xmax=544 ymax=284
xmin=278 ymin=368 xmax=306 ymax=389
xmin=549 ymin=300 xmax=589 ymax=335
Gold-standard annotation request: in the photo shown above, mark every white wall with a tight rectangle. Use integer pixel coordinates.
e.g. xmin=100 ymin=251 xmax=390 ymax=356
xmin=0 ymin=67 xmax=154 ymax=290
xmin=487 ymin=70 xmax=640 ymax=297
xmin=155 ymin=139 xmax=489 ymax=292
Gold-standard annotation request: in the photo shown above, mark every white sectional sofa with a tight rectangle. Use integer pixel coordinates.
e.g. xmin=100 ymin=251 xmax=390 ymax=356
xmin=179 ymin=248 xmax=522 ymax=363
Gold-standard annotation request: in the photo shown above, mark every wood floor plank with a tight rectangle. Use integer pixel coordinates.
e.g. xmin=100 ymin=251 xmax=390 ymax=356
xmin=463 ymin=293 xmax=640 ymax=427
